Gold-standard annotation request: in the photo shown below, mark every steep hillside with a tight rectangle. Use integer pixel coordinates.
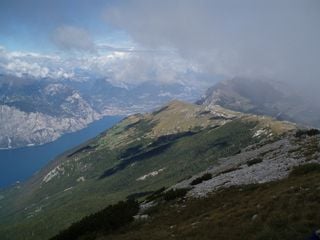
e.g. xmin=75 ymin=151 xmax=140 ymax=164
xmin=199 ymin=78 xmax=320 ymax=128
xmin=0 ymin=100 xmax=295 ymax=240
xmin=51 ymin=128 xmax=320 ymax=240
xmin=52 ymin=130 xmax=320 ymax=240
xmin=0 ymin=79 xmax=100 ymax=148
xmin=96 ymin=163 xmax=320 ymax=240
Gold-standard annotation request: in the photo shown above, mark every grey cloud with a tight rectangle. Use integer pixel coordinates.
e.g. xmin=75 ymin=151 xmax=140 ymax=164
xmin=52 ymin=25 xmax=96 ymax=52
xmin=96 ymin=44 xmax=134 ymax=52
xmin=96 ymin=43 xmax=175 ymax=54
xmin=104 ymin=0 xmax=320 ymax=95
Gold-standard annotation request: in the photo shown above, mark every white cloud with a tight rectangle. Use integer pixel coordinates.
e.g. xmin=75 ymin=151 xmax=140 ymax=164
xmin=6 ymin=59 xmax=49 ymax=78
xmin=79 ymin=50 xmax=203 ymax=86
xmin=0 ymin=45 xmax=205 ymax=88
xmin=0 ymin=47 xmax=74 ymax=79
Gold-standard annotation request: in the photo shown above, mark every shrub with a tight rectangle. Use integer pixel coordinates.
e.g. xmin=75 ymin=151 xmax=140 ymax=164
xmin=295 ymin=129 xmax=320 ymax=138
xmin=247 ymin=158 xmax=263 ymax=166
xmin=163 ymin=188 xmax=190 ymax=201
xmin=289 ymin=163 xmax=320 ymax=177
xmin=145 ymin=187 xmax=166 ymax=202
xmin=308 ymin=129 xmax=320 ymax=136
xmin=219 ymin=167 xmax=241 ymax=175
xmin=190 ymin=173 xmax=213 ymax=185
xmin=126 ymin=191 xmax=154 ymax=200
xmin=50 ymin=199 xmax=139 ymax=240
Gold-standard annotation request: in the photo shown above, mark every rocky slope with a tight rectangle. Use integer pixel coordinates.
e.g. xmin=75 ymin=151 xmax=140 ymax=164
xmin=94 ymin=162 xmax=320 ymax=240
xmin=0 ymin=100 xmax=296 ymax=240
xmin=175 ymin=129 xmax=320 ymax=197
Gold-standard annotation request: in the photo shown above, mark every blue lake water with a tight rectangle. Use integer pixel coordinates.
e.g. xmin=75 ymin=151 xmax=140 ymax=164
xmin=0 ymin=116 xmax=122 ymax=189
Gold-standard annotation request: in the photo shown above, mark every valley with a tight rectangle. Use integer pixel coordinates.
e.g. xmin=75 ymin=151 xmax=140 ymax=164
xmin=0 ymin=116 xmax=122 ymax=188
xmin=0 ymin=75 xmax=200 ymax=148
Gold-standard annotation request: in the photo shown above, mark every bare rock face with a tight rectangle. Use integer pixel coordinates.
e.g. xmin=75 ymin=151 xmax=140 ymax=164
xmin=0 ymin=80 xmax=102 ymax=148
xmin=0 ymin=104 xmax=100 ymax=148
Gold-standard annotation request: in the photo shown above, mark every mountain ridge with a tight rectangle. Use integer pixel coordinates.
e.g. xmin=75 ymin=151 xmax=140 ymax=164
xmin=0 ymin=98 xmax=299 ymax=240
xmin=199 ymin=78 xmax=320 ymax=128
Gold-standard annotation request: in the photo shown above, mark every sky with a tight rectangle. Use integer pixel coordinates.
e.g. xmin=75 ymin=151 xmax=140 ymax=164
xmin=0 ymin=0 xmax=319 ymax=93
xmin=0 ymin=0 xmax=122 ymax=52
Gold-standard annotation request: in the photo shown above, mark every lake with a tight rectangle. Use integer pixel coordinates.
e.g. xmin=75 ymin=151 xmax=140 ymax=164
xmin=0 ymin=116 xmax=122 ymax=189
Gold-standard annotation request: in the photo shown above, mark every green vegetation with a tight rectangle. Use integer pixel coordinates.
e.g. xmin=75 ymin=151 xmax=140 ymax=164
xmin=97 ymin=167 xmax=320 ymax=240
xmin=162 ymin=188 xmax=190 ymax=201
xmin=295 ymin=129 xmax=320 ymax=138
xmin=0 ymin=101 xmax=294 ymax=240
xmin=126 ymin=191 xmax=154 ymax=201
xmin=152 ymin=105 xmax=169 ymax=115
xmin=50 ymin=199 xmax=139 ymax=240
xmin=145 ymin=187 xmax=166 ymax=202
xmin=289 ymin=163 xmax=320 ymax=177
xmin=290 ymin=135 xmax=320 ymax=161
xmin=190 ymin=173 xmax=212 ymax=186
xmin=303 ymin=137 xmax=319 ymax=161
xmin=50 ymin=188 xmax=191 ymax=240
xmin=0 ymin=119 xmax=260 ymax=240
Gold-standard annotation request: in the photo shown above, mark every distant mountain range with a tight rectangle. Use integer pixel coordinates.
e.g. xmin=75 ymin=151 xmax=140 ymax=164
xmin=0 ymin=75 xmax=200 ymax=148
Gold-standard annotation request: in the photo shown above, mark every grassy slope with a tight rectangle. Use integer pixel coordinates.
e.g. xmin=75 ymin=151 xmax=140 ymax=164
xmin=0 ymin=101 xmax=294 ymax=240
xmin=101 ymin=165 xmax=320 ymax=240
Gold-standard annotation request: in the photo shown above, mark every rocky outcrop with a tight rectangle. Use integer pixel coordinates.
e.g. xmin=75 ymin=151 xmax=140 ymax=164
xmin=174 ymin=133 xmax=320 ymax=197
